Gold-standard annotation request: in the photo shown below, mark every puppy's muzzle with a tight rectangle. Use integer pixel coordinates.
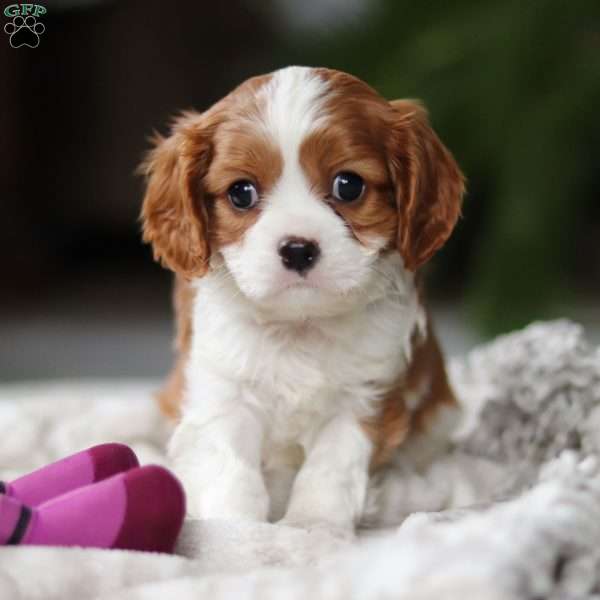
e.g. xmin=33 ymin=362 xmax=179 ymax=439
xmin=278 ymin=237 xmax=320 ymax=274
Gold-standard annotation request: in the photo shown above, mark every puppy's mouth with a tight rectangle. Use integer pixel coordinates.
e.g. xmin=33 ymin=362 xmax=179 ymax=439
xmin=282 ymin=279 xmax=320 ymax=291
xmin=252 ymin=271 xmax=336 ymax=302
xmin=269 ymin=275 xmax=358 ymax=300
xmin=270 ymin=278 xmax=323 ymax=297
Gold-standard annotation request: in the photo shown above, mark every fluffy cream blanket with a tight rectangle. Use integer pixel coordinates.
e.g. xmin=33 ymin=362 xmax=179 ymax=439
xmin=1 ymin=320 xmax=599 ymax=600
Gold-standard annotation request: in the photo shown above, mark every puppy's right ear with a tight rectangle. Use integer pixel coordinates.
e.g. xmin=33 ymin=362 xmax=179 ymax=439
xmin=140 ymin=113 xmax=212 ymax=278
xmin=387 ymin=100 xmax=465 ymax=272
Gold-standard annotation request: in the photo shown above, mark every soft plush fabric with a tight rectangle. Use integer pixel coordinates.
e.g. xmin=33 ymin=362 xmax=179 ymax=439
xmin=1 ymin=320 xmax=599 ymax=600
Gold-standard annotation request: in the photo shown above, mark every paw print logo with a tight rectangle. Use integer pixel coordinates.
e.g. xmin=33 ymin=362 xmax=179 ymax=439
xmin=4 ymin=15 xmax=45 ymax=48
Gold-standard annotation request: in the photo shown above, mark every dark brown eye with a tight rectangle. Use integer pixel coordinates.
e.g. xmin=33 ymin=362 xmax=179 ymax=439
xmin=332 ymin=172 xmax=364 ymax=203
xmin=228 ymin=180 xmax=258 ymax=210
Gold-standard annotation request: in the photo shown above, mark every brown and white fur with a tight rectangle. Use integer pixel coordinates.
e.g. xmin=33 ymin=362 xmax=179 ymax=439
xmin=140 ymin=66 xmax=464 ymax=532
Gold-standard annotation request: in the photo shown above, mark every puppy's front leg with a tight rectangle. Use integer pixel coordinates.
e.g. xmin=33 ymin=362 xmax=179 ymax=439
xmin=168 ymin=377 xmax=268 ymax=521
xmin=282 ymin=414 xmax=372 ymax=532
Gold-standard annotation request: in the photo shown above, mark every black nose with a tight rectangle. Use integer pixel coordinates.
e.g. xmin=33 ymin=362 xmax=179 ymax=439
xmin=278 ymin=238 xmax=320 ymax=273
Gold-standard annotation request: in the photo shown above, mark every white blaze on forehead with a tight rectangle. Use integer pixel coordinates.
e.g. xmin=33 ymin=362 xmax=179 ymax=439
xmin=257 ymin=66 xmax=329 ymax=166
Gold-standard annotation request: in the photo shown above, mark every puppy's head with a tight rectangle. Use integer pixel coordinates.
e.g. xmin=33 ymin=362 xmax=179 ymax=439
xmin=141 ymin=67 xmax=464 ymax=318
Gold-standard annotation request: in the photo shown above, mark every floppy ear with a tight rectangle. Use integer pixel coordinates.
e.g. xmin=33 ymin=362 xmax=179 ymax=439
xmin=140 ymin=113 xmax=212 ymax=278
xmin=388 ymin=100 xmax=465 ymax=271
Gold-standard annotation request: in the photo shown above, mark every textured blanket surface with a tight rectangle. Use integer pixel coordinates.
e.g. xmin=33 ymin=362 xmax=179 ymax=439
xmin=1 ymin=320 xmax=599 ymax=600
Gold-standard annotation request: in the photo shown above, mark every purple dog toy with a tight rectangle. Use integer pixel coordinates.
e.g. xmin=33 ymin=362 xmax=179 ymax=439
xmin=0 ymin=444 xmax=185 ymax=553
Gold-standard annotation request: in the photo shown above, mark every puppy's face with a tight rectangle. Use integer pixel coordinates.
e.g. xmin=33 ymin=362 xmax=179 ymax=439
xmin=141 ymin=67 xmax=464 ymax=318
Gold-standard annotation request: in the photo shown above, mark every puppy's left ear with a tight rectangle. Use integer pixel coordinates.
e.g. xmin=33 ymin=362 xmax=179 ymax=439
xmin=387 ymin=100 xmax=465 ymax=271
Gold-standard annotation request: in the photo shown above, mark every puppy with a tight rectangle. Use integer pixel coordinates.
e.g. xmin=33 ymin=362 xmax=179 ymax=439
xmin=140 ymin=66 xmax=465 ymax=531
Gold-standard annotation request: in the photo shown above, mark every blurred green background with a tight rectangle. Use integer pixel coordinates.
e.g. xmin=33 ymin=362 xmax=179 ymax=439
xmin=1 ymin=0 xmax=598 ymax=380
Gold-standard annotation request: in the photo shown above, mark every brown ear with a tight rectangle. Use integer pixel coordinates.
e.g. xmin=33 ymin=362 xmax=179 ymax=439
xmin=388 ymin=100 xmax=465 ymax=271
xmin=140 ymin=113 xmax=212 ymax=278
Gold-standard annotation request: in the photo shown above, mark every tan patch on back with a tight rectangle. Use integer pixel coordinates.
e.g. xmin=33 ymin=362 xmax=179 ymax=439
xmin=362 ymin=320 xmax=457 ymax=469
xmin=157 ymin=275 xmax=195 ymax=420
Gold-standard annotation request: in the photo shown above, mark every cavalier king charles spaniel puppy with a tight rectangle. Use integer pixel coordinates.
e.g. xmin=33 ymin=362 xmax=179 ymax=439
xmin=140 ymin=66 xmax=465 ymax=532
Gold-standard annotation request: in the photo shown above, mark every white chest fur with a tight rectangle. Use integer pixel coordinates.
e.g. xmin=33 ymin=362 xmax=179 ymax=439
xmin=184 ymin=256 xmax=425 ymax=453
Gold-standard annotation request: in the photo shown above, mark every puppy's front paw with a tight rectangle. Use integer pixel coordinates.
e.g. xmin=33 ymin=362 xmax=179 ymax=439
xmin=179 ymin=468 xmax=269 ymax=521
